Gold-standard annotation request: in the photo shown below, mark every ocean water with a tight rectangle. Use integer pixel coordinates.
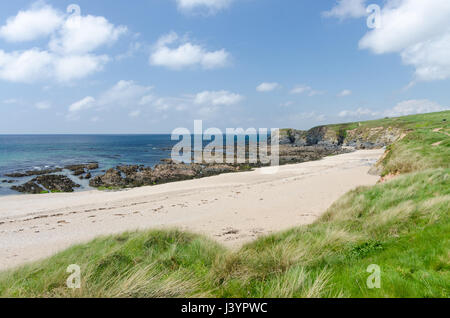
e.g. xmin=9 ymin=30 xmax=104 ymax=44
xmin=0 ymin=135 xmax=177 ymax=196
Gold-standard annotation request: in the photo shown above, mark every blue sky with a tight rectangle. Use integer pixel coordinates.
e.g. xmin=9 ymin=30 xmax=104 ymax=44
xmin=0 ymin=0 xmax=449 ymax=134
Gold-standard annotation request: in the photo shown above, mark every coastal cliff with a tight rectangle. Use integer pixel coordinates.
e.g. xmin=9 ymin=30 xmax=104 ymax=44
xmin=279 ymin=124 xmax=404 ymax=149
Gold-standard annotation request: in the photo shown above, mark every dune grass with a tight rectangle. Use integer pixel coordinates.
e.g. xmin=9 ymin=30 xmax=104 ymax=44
xmin=0 ymin=111 xmax=449 ymax=298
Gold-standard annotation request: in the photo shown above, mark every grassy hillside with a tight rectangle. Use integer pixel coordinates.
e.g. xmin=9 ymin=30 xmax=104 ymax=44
xmin=1 ymin=111 xmax=449 ymax=298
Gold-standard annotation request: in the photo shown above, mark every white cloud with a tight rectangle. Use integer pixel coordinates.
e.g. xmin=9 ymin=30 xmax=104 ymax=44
xmin=338 ymin=89 xmax=352 ymax=97
xmin=49 ymin=15 xmax=127 ymax=55
xmin=53 ymin=54 xmax=109 ymax=82
xmin=384 ymin=99 xmax=448 ymax=117
xmin=150 ymin=32 xmax=230 ymax=70
xmin=338 ymin=107 xmax=379 ymax=118
xmin=66 ymin=81 xmax=242 ymax=120
xmin=323 ymin=0 xmax=367 ymax=19
xmin=290 ymin=85 xmax=324 ymax=96
xmin=338 ymin=99 xmax=448 ymax=118
xmin=35 ymin=101 xmax=51 ymax=110
xmin=0 ymin=3 xmax=63 ymax=42
xmin=139 ymin=95 xmax=156 ymax=106
xmin=357 ymin=0 xmax=450 ymax=82
xmin=0 ymin=2 xmax=126 ymax=83
xmin=194 ymin=90 xmax=243 ymax=106
xmin=0 ymin=49 xmax=53 ymax=83
xmin=256 ymin=82 xmax=280 ymax=92
xmin=69 ymin=96 xmax=95 ymax=112
xmin=176 ymin=0 xmax=232 ymax=14
xmin=98 ymin=80 xmax=153 ymax=107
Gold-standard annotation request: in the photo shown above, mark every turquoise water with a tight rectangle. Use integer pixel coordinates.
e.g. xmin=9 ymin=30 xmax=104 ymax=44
xmin=0 ymin=135 xmax=176 ymax=195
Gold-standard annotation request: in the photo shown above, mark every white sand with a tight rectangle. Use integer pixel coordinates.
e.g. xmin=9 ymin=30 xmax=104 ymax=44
xmin=0 ymin=149 xmax=384 ymax=270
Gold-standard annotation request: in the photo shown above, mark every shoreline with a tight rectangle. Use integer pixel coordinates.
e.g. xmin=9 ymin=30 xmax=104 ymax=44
xmin=0 ymin=149 xmax=384 ymax=271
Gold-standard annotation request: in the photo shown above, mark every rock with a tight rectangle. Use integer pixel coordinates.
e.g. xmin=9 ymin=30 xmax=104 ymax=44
xmin=2 ymin=180 xmax=16 ymax=184
xmin=90 ymin=168 xmax=126 ymax=188
xmin=84 ymin=172 xmax=92 ymax=179
xmin=5 ymin=168 xmax=63 ymax=178
xmin=117 ymin=165 xmax=140 ymax=177
xmin=197 ymin=164 xmax=238 ymax=177
xmin=33 ymin=175 xmax=81 ymax=193
xmin=65 ymin=163 xmax=99 ymax=173
xmin=90 ymin=162 xmax=242 ymax=189
xmin=73 ymin=169 xmax=85 ymax=176
xmin=11 ymin=181 xmax=45 ymax=194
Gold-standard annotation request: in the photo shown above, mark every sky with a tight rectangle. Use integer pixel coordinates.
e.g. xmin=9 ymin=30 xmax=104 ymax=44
xmin=0 ymin=0 xmax=449 ymax=134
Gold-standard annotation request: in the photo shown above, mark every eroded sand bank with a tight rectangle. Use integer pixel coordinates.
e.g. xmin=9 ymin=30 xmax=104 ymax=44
xmin=0 ymin=149 xmax=384 ymax=270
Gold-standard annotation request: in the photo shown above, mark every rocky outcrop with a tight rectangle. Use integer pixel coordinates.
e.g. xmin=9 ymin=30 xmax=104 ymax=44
xmin=11 ymin=181 xmax=45 ymax=194
xmin=64 ymin=163 xmax=99 ymax=171
xmin=90 ymin=161 xmax=242 ymax=189
xmin=11 ymin=175 xmax=80 ymax=194
xmin=278 ymin=126 xmax=403 ymax=150
xmin=5 ymin=168 xmax=63 ymax=178
xmin=2 ymin=180 xmax=16 ymax=184
xmin=279 ymin=145 xmax=351 ymax=165
xmin=89 ymin=168 xmax=127 ymax=188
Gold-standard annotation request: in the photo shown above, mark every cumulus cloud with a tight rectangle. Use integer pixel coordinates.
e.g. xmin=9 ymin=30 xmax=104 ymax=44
xmin=290 ymin=85 xmax=324 ymax=96
xmin=0 ymin=49 xmax=53 ymax=83
xmin=98 ymin=80 xmax=153 ymax=107
xmin=384 ymin=99 xmax=448 ymax=117
xmin=67 ymin=80 xmax=243 ymax=121
xmin=53 ymin=54 xmax=109 ymax=82
xmin=194 ymin=90 xmax=243 ymax=106
xmin=338 ymin=107 xmax=378 ymax=118
xmin=323 ymin=0 xmax=367 ymax=19
xmin=0 ymin=2 xmax=63 ymax=42
xmin=256 ymin=82 xmax=280 ymax=92
xmin=338 ymin=89 xmax=352 ymax=97
xmin=49 ymin=15 xmax=127 ymax=55
xmin=150 ymin=32 xmax=230 ymax=70
xmin=324 ymin=0 xmax=450 ymax=83
xmin=69 ymin=96 xmax=96 ymax=112
xmin=339 ymin=99 xmax=448 ymax=119
xmin=176 ymin=0 xmax=232 ymax=14
xmin=0 ymin=2 xmax=126 ymax=83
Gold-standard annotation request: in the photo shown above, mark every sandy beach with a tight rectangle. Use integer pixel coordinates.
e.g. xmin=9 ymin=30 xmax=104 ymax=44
xmin=0 ymin=149 xmax=384 ymax=271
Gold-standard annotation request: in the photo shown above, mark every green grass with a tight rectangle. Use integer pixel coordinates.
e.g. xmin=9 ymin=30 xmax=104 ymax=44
xmin=327 ymin=110 xmax=449 ymax=132
xmin=0 ymin=111 xmax=449 ymax=298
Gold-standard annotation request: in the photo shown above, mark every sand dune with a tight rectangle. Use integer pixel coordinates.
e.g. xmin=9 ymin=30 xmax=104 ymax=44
xmin=0 ymin=149 xmax=384 ymax=271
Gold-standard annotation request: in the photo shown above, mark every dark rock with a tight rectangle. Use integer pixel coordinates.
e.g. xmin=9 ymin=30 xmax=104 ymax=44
xmin=84 ymin=172 xmax=92 ymax=179
xmin=65 ymin=163 xmax=99 ymax=172
xmin=33 ymin=175 xmax=81 ymax=193
xmin=73 ymin=168 xmax=85 ymax=176
xmin=11 ymin=181 xmax=45 ymax=194
xmin=11 ymin=175 xmax=80 ymax=194
xmin=117 ymin=165 xmax=140 ymax=177
xmin=5 ymin=168 xmax=63 ymax=178
xmin=90 ymin=168 xmax=126 ymax=188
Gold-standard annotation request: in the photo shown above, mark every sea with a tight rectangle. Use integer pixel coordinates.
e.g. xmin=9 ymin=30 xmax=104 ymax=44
xmin=0 ymin=134 xmax=266 ymax=196
xmin=0 ymin=135 xmax=177 ymax=196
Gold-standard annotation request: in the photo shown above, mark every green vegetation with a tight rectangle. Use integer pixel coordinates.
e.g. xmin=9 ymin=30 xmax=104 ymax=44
xmin=0 ymin=111 xmax=449 ymax=298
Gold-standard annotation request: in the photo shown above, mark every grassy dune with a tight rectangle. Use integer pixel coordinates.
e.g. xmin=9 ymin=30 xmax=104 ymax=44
xmin=0 ymin=111 xmax=449 ymax=298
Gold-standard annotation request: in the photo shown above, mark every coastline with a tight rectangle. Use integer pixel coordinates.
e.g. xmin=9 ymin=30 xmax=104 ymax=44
xmin=0 ymin=149 xmax=384 ymax=271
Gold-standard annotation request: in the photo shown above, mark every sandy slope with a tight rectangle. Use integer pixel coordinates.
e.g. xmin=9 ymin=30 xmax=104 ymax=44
xmin=0 ymin=149 xmax=384 ymax=270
